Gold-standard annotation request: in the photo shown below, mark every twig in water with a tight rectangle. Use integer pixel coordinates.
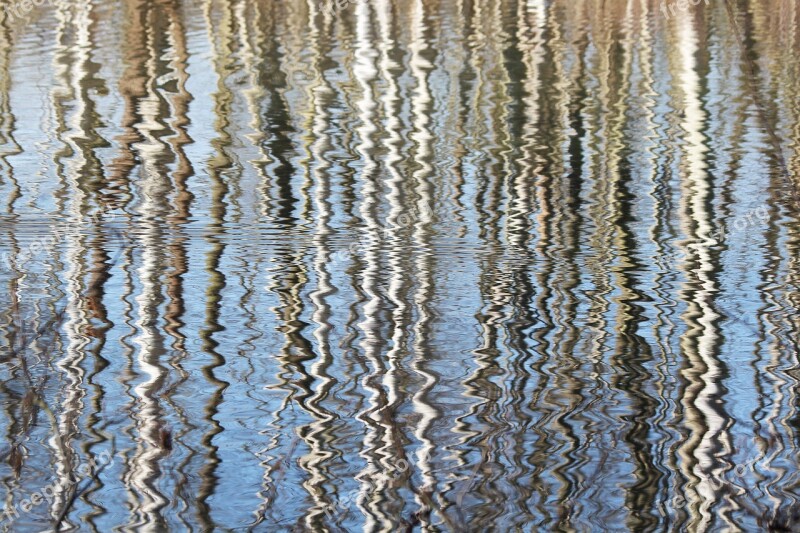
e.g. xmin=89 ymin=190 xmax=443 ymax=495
xmin=250 ymin=432 xmax=301 ymax=530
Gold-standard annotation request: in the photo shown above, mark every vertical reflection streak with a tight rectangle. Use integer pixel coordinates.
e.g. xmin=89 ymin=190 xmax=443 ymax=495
xmin=407 ymin=0 xmax=441 ymax=528
xmin=350 ymin=2 xmax=391 ymax=529
xmin=49 ymin=0 xmax=94 ymax=522
xmin=674 ymin=9 xmax=730 ymax=530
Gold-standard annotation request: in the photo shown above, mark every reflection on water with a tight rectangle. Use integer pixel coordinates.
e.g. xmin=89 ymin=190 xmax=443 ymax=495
xmin=0 ymin=0 xmax=799 ymax=530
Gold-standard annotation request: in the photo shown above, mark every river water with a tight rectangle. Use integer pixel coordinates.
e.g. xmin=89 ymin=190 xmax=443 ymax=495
xmin=1 ymin=0 xmax=799 ymax=531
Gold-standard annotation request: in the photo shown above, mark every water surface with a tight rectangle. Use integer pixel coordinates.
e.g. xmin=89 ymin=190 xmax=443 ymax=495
xmin=1 ymin=0 xmax=800 ymax=531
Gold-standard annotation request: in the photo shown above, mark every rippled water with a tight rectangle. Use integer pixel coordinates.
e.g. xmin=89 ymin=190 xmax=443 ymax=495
xmin=1 ymin=0 xmax=800 ymax=531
